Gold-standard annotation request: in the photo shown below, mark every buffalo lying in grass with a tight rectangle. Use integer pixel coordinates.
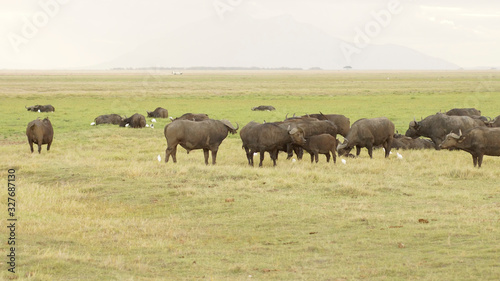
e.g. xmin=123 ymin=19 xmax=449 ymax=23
xmin=120 ymin=113 xmax=146 ymax=128
xmin=25 ymin=104 xmax=55 ymax=112
xmin=171 ymin=113 xmax=209 ymax=122
xmin=147 ymin=107 xmax=168 ymax=118
xmin=95 ymin=114 xmax=123 ymax=125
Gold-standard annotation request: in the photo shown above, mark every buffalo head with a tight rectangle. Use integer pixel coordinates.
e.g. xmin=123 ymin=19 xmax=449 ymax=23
xmin=439 ymin=130 xmax=464 ymax=149
xmin=220 ymin=120 xmax=239 ymax=134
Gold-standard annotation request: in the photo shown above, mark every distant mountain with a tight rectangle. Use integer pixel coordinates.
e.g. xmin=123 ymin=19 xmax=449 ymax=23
xmin=94 ymin=13 xmax=459 ymax=70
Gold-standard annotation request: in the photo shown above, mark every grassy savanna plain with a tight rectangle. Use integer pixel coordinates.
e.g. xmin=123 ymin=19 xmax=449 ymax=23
xmin=0 ymin=70 xmax=499 ymax=280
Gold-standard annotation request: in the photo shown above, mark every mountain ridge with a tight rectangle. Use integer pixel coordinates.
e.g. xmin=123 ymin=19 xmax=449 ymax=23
xmin=93 ymin=13 xmax=460 ymax=70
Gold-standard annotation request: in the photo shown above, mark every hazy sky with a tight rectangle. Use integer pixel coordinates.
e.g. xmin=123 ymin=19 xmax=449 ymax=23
xmin=1 ymin=0 xmax=499 ymax=69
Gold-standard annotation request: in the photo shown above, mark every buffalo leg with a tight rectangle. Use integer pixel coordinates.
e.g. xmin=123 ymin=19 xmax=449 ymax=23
xmin=203 ymin=149 xmax=210 ymax=165
xmin=165 ymin=145 xmax=177 ymax=163
xmin=28 ymin=139 xmax=34 ymax=153
xmin=331 ymin=149 xmax=336 ymax=164
xmin=472 ymin=155 xmax=478 ymax=167
xmin=356 ymin=146 xmax=361 ymax=157
xmin=314 ymin=153 xmax=319 ymax=163
xmin=37 ymin=143 xmax=42 ymax=154
xmin=47 ymin=140 xmax=52 ymax=151
xmin=367 ymin=145 xmax=373 ymax=158
xmin=478 ymin=154 xmax=484 ymax=168
xmin=310 ymin=153 xmax=314 ymax=163
xmin=286 ymin=144 xmax=293 ymax=160
xmin=270 ymin=150 xmax=278 ymax=166
xmin=211 ymin=149 xmax=218 ymax=165
xmin=245 ymin=147 xmax=253 ymax=166
xmin=383 ymin=142 xmax=391 ymax=158
xmin=325 ymin=153 xmax=330 ymax=163
xmin=259 ymin=152 xmax=265 ymax=167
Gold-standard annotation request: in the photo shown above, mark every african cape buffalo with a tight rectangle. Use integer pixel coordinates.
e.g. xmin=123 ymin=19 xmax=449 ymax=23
xmin=120 ymin=113 xmax=146 ymax=128
xmin=391 ymin=134 xmax=435 ymax=150
xmin=240 ymin=121 xmax=304 ymax=167
xmin=26 ymin=117 xmax=54 ymax=153
xmin=252 ymin=105 xmax=276 ymax=111
xmin=291 ymin=133 xmax=337 ymax=163
xmin=25 ymin=104 xmax=55 ymax=112
xmin=488 ymin=115 xmax=500 ymax=127
xmin=95 ymin=114 xmax=123 ymax=125
xmin=303 ymin=113 xmax=350 ymax=137
xmin=147 ymin=107 xmax=168 ymax=118
xmin=406 ymin=113 xmax=486 ymax=149
xmin=445 ymin=108 xmax=481 ymax=117
xmin=337 ymin=117 xmax=395 ymax=158
xmin=164 ymin=119 xmax=238 ymax=165
xmin=171 ymin=113 xmax=209 ymax=122
xmin=439 ymin=127 xmax=500 ymax=167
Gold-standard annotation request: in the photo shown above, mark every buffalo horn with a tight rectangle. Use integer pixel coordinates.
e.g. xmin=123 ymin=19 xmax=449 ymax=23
xmin=221 ymin=119 xmax=238 ymax=131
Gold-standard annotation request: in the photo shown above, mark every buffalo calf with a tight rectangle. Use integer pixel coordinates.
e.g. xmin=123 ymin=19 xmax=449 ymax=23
xmin=292 ymin=133 xmax=337 ymax=163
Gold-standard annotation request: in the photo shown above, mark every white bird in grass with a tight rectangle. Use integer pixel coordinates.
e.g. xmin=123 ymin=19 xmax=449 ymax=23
xmin=125 ymin=123 xmax=129 ymax=127
xmin=341 ymin=159 xmax=347 ymax=165
xmin=90 ymin=122 xmax=96 ymax=126
xmin=145 ymin=124 xmax=150 ymax=128
xmin=397 ymin=152 xmax=403 ymax=159
xmin=157 ymin=154 xmax=161 ymax=162
xmin=150 ymin=124 xmax=154 ymax=129
xmin=151 ymin=119 xmax=157 ymax=123
xmin=292 ymin=158 xmax=297 ymax=163
xmin=38 ymin=109 xmax=41 ymax=112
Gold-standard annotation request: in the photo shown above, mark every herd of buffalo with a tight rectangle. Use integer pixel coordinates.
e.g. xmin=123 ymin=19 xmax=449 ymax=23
xmin=25 ymin=104 xmax=500 ymax=167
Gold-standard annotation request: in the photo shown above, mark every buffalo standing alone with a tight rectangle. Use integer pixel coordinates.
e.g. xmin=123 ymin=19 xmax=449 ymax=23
xmin=26 ymin=117 xmax=54 ymax=153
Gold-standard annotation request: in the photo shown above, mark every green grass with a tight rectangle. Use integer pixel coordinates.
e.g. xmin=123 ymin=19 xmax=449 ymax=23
xmin=0 ymin=70 xmax=499 ymax=280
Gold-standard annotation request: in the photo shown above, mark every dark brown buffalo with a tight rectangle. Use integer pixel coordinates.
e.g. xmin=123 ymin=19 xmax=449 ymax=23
xmin=291 ymin=133 xmax=337 ymax=163
xmin=252 ymin=105 xmax=276 ymax=111
xmin=488 ymin=115 xmax=500 ymax=127
xmin=120 ymin=113 xmax=146 ymax=128
xmin=95 ymin=114 xmax=123 ymax=125
xmin=283 ymin=117 xmax=338 ymax=137
xmin=303 ymin=113 xmax=350 ymax=137
xmin=391 ymin=134 xmax=435 ymax=150
xmin=283 ymin=117 xmax=338 ymax=160
xmin=439 ymin=127 xmax=500 ymax=167
xmin=26 ymin=118 xmax=54 ymax=153
xmin=445 ymin=108 xmax=481 ymax=117
xmin=337 ymin=117 xmax=395 ymax=158
xmin=147 ymin=107 xmax=168 ymax=118
xmin=164 ymin=119 xmax=238 ymax=164
xmin=25 ymin=104 xmax=55 ymax=112
xmin=171 ymin=113 xmax=209 ymax=122
xmin=240 ymin=121 xmax=304 ymax=167
xmin=406 ymin=113 xmax=486 ymax=149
